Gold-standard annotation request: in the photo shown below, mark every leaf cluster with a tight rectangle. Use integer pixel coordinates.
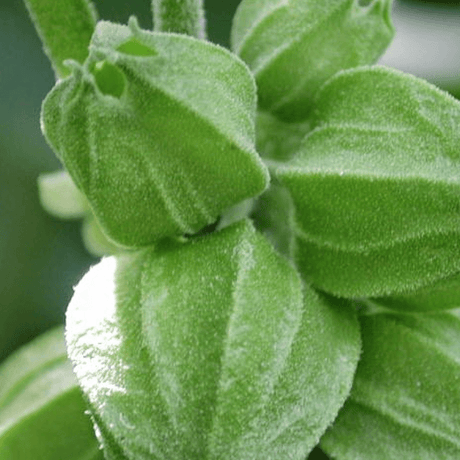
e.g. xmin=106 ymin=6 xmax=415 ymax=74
xmin=3 ymin=0 xmax=460 ymax=459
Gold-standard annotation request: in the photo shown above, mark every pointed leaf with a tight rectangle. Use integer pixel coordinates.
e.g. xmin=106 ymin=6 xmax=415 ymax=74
xmin=321 ymin=309 xmax=460 ymax=460
xmin=277 ymin=66 xmax=460 ymax=300
xmin=0 ymin=326 xmax=102 ymax=460
xmin=231 ymin=0 xmax=394 ymax=120
xmin=42 ymin=19 xmax=269 ymax=248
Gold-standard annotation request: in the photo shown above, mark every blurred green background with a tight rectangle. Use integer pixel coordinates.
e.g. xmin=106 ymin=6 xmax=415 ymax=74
xmin=1 ymin=0 xmax=459 ymax=363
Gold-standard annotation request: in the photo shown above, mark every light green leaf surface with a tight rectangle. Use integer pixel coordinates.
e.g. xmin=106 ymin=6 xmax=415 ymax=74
xmin=256 ymin=110 xmax=312 ymax=164
xmin=251 ymin=183 xmax=296 ymax=260
xmin=321 ymin=309 xmax=460 ymax=460
xmin=81 ymin=215 xmax=123 ymax=257
xmin=66 ymin=220 xmax=361 ymax=460
xmin=231 ymin=0 xmax=394 ymax=121
xmin=38 ymin=170 xmax=89 ymax=219
xmin=24 ymin=0 xmax=97 ymax=78
xmin=42 ymin=18 xmax=269 ymax=248
xmin=374 ymin=272 xmax=460 ymax=312
xmin=152 ymin=0 xmax=206 ymax=39
xmin=0 ymin=326 xmax=102 ymax=460
xmin=277 ymin=66 xmax=460 ymax=300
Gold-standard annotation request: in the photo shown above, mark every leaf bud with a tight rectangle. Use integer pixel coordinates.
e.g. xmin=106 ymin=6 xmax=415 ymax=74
xmin=41 ymin=18 xmax=269 ymax=248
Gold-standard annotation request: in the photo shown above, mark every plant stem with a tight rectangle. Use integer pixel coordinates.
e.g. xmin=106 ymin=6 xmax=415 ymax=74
xmin=23 ymin=0 xmax=97 ymax=79
xmin=152 ymin=0 xmax=206 ymax=39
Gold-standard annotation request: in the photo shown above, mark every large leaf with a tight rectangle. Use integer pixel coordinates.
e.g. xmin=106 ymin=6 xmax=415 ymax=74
xmin=66 ymin=220 xmax=361 ymax=460
xmin=321 ymin=309 xmax=460 ymax=459
xmin=277 ymin=66 xmax=460 ymax=304
xmin=231 ymin=0 xmax=394 ymax=120
xmin=0 ymin=326 xmax=102 ymax=460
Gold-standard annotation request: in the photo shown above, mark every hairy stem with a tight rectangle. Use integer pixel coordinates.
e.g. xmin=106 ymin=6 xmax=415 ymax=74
xmin=152 ymin=0 xmax=206 ymax=39
xmin=23 ymin=0 xmax=97 ymax=79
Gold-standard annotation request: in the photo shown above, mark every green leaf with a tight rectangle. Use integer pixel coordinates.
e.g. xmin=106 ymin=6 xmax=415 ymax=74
xmin=23 ymin=0 xmax=97 ymax=78
xmin=42 ymin=18 xmax=269 ymax=248
xmin=81 ymin=215 xmax=123 ymax=257
xmin=251 ymin=183 xmax=296 ymax=260
xmin=66 ymin=220 xmax=361 ymax=460
xmin=152 ymin=0 xmax=207 ymax=39
xmin=321 ymin=309 xmax=460 ymax=460
xmin=37 ymin=170 xmax=89 ymax=219
xmin=277 ymin=66 xmax=460 ymax=300
xmin=231 ymin=0 xmax=394 ymax=121
xmin=0 ymin=326 xmax=102 ymax=460
xmin=216 ymin=198 xmax=255 ymax=231
xmin=256 ymin=110 xmax=312 ymax=164
xmin=374 ymin=272 xmax=460 ymax=312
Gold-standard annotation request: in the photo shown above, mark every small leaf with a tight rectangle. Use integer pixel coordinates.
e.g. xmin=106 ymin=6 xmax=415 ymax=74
xmin=37 ymin=170 xmax=89 ymax=219
xmin=321 ymin=309 xmax=460 ymax=460
xmin=24 ymin=0 xmax=97 ymax=78
xmin=0 ymin=326 xmax=102 ymax=460
xmin=65 ymin=220 xmax=361 ymax=460
xmin=81 ymin=215 xmax=123 ymax=257
xmin=216 ymin=198 xmax=255 ymax=231
xmin=256 ymin=110 xmax=312 ymax=164
xmin=42 ymin=19 xmax=269 ymax=248
xmin=231 ymin=0 xmax=394 ymax=121
xmin=277 ymin=66 xmax=460 ymax=300
xmin=251 ymin=183 xmax=296 ymax=260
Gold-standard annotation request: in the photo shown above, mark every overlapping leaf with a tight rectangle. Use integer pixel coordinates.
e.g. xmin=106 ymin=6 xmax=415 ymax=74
xmin=321 ymin=308 xmax=460 ymax=459
xmin=42 ymin=18 xmax=269 ymax=248
xmin=24 ymin=0 xmax=97 ymax=78
xmin=0 ymin=326 xmax=102 ymax=460
xmin=277 ymin=66 xmax=460 ymax=304
xmin=232 ymin=0 xmax=394 ymax=120
xmin=66 ymin=220 xmax=361 ymax=460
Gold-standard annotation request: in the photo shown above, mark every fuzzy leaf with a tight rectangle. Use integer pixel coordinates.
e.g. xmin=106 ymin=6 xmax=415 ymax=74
xmin=42 ymin=18 xmax=269 ymax=248
xmin=65 ymin=220 xmax=361 ymax=460
xmin=277 ymin=66 xmax=460 ymax=301
xmin=231 ymin=0 xmax=394 ymax=121
xmin=321 ymin=309 xmax=460 ymax=460
xmin=251 ymin=183 xmax=296 ymax=260
xmin=256 ymin=111 xmax=312 ymax=164
xmin=374 ymin=272 xmax=460 ymax=312
xmin=152 ymin=0 xmax=206 ymax=39
xmin=0 ymin=326 xmax=102 ymax=460
xmin=24 ymin=0 xmax=97 ymax=78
